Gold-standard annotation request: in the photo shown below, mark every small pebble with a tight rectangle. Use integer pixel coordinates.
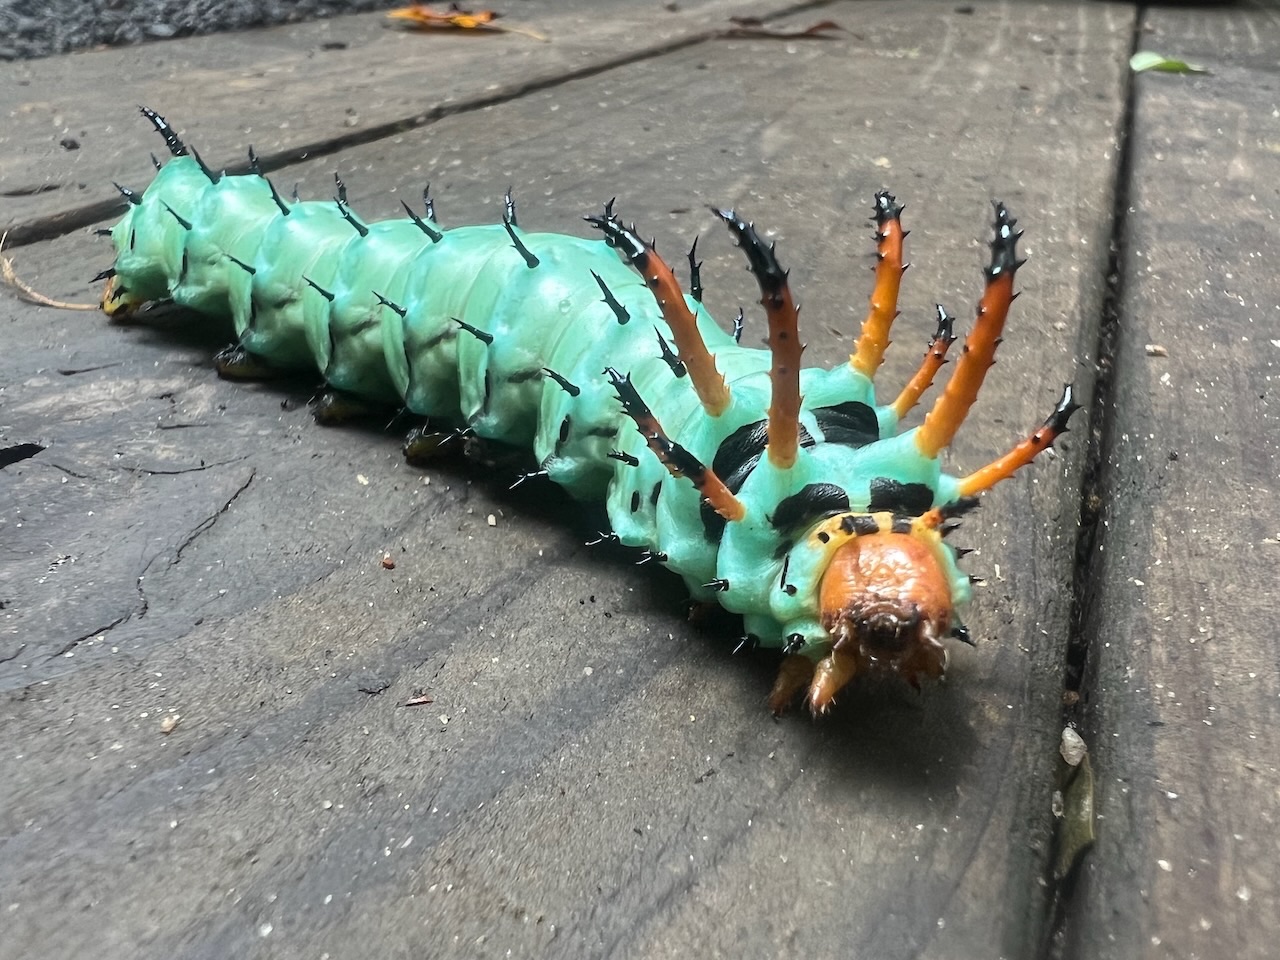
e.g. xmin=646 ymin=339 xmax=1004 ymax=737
xmin=1059 ymin=726 xmax=1087 ymax=766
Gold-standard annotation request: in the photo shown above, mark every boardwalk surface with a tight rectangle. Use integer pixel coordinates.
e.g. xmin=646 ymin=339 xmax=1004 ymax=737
xmin=0 ymin=2 xmax=1275 ymax=958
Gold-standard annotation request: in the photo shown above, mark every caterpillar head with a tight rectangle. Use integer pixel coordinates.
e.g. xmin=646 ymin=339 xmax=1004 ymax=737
xmin=771 ymin=507 xmax=974 ymax=716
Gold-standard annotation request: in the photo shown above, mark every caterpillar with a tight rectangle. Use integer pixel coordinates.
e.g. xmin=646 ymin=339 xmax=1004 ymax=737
xmin=96 ymin=106 xmax=1078 ymax=716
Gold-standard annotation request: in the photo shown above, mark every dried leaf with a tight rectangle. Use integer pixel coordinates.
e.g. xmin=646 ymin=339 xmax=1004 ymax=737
xmin=387 ymin=4 xmax=548 ymax=41
xmin=387 ymin=3 xmax=499 ymax=28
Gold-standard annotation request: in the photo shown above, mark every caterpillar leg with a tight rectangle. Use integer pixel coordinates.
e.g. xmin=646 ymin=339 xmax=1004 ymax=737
xmin=891 ymin=305 xmax=957 ymax=418
xmin=914 ymin=203 xmax=1023 ymax=458
xmin=312 ymin=390 xmax=386 ymax=425
xmin=767 ymin=654 xmax=816 ymax=715
xmin=807 ymin=649 xmax=859 ymax=715
xmin=213 ymin=344 xmax=285 ymax=381
xmin=954 ymin=384 xmax=1079 ymax=497
xmin=850 ymin=192 xmax=907 ymax=379
xmin=403 ymin=424 xmax=457 ymax=466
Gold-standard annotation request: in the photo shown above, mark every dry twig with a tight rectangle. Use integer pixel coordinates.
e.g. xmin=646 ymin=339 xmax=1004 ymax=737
xmin=0 ymin=231 xmax=99 ymax=311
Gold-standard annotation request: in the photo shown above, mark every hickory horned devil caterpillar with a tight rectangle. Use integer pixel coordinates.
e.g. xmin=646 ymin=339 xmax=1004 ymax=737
xmin=96 ymin=107 xmax=1079 ymax=716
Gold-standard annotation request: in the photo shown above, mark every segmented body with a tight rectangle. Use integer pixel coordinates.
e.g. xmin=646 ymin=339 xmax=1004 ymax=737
xmin=100 ymin=109 xmax=1077 ymax=712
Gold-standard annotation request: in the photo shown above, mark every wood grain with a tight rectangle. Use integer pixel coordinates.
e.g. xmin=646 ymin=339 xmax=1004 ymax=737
xmin=1065 ymin=4 xmax=1280 ymax=958
xmin=0 ymin=3 xmax=1131 ymax=957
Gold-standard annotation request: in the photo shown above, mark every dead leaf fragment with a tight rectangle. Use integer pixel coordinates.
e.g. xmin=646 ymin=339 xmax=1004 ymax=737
xmin=388 ymin=3 xmax=499 ymax=29
xmin=381 ymin=553 xmax=396 ymax=570
xmin=388 ymin=3 xmax=548 ymax=41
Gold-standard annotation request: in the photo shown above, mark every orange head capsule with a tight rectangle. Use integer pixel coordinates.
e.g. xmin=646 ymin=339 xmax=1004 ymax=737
xmin=808 ymin=522 xmax=956 ymax=712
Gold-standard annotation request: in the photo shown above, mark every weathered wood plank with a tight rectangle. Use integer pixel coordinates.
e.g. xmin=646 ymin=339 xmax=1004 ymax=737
xmin=0 ymin=0 xmax=812 ymax=241
xmin=1065 ymin=4 xmax=1280 ymax=958
xmin=0 ymin=3 xmax=1130 ymax=957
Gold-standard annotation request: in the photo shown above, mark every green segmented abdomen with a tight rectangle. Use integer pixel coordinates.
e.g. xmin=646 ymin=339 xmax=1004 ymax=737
xmin=106 ymin=151 xmax=976 ymax=656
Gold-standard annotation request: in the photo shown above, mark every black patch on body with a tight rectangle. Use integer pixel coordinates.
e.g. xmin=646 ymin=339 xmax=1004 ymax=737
xmin=868 ymin=478 xmax=935 ymax=515
xmin=770 ymin=483 xmax=850 ymax=539
xmin=702 ymin=400 xmax=881 ymax=543
xmin=813 ymin=401 xmax=880 ymax=448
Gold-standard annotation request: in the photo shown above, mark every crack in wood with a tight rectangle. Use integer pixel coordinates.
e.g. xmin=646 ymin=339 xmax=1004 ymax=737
xmin=119 ymin=454 xmax=248 ymax=476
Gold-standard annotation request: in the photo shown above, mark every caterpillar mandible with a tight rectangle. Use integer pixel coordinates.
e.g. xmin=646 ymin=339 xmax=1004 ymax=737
xmin=97 ymin=106 xmax=1078 ymax=716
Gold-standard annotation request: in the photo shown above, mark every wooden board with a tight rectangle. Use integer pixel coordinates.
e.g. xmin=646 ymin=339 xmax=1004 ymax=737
xmin=0 ymin=3 xmax=1131 ymax=957
xmin=1064 ymin=4 xmax=1280 ymax=958
xmin=0 ymin=0 xmax=809 ymax=242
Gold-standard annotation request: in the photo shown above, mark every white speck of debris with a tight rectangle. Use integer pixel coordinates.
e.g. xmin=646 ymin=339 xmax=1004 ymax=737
xmin=1145 ymin=344 xmax=1168 ymax=357
xmin=1157 ymin=859 xmax=1172 ymax=872
xmin=1052 ymin=790 xmax=1064 ymax=818
xmin=324 ymin=895 xmax=333 ymax=905
xmin=160 ymin=715 xmax=180 ymax=734
xmin=258 ymin=923 xmax=273 ymax=938
xmin=400 ymin=836 xmax=414 ymax=849
xmin=170 ymin=820 xmax=178 ymax=829
xmin=1060 ymin=727 xmax=1087 ymax=766
xmin=322 ymin=800 xmax=333 ymax=810
xmin=487 ymin=514 xmax=497 ymax=526
xmin=583 ymin=666 xmax=593 ymax=676
xmin=439 ymin=715 xmax=450 ymax=725
xmin=1237 ymin=885 xmax=1252 ymax=902
xmin=357 ymin=474 xmax=369 ymax=485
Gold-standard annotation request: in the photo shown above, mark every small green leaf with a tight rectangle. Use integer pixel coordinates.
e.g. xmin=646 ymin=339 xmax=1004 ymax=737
xmin=1130 ymin=50 xmax=1210 ymax=75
